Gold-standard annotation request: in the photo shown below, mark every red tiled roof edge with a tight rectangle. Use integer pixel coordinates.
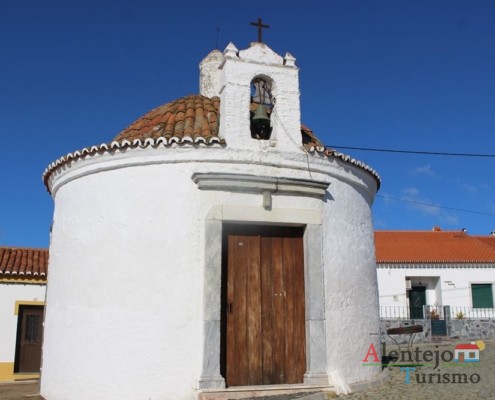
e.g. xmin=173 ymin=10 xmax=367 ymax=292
xmin=0 ymin=247 xmax=48 ymax=280
xmin=375 ymin=230 xmax=495 ymax=264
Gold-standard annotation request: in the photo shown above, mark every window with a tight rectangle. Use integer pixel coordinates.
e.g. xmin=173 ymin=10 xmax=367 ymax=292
xmin=25 ymin=314 xmax=41 ymax=342
xmin=471 ymin=284 xmax=494 ymax=308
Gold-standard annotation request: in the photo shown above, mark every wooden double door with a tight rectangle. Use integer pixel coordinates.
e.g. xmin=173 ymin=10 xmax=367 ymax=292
xmin=222 ymin=225 xmax=306 ymax=387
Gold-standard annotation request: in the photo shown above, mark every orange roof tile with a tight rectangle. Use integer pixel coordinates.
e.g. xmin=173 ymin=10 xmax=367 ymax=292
xmin=474 ymin=236 xmax=495 ymax=249
xmin=301 ymin=124 xmax=324 ymax=148
xmin=0 ymin=247 xmax=48 ymax=280
xmin=375 ymin=230 xmax=495 ymax=264
xmin=114 ymin=95 xmax=222 ymax=143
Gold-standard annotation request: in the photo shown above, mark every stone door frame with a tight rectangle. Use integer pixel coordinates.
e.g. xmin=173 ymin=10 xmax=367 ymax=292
xmin=194 ymin=205 xmax=329 ymax=389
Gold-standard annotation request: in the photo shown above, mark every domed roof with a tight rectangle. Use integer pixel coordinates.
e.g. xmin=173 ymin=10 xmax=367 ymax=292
xmin=43 ymin=94 xmax=380 ymax=190
xmin=113 ymin=94 xmax=324 ymax=149
xmin=114 ymin=95 xmax=221 ymax=143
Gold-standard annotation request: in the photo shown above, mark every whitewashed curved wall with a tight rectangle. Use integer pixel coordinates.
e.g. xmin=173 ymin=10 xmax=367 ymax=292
xmin=41 ymin=146 xmax=380 ymax=399
xmin=322 ymin=168 xmax=381 ymax=388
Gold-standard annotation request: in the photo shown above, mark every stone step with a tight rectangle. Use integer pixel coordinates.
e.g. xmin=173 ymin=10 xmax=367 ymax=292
xmin=235 ymin=393 xmax=334 ymax=400
xmin=200 ymin=388 xmax=337 ymax=400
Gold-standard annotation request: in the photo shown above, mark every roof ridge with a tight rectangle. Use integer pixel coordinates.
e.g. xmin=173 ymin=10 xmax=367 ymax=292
xmin=472 ymin=236 xmax=495 ymax=251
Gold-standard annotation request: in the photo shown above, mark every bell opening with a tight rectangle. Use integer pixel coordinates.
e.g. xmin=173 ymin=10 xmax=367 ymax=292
xmin=251 ymin=78 xmax=273 ymax=107
xmin=250 ymin=77 xmax=273 ymax=140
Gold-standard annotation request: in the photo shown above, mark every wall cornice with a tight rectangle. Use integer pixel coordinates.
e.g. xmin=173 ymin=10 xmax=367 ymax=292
xmin=192 ymin=173 xmax=329 ymax=198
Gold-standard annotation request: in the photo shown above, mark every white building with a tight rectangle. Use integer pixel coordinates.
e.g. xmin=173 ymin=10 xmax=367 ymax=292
xmin=0 ymin=247 xmax=47 ymax=382
xmin=376 ymin=228 xmax=495 ymax=319
xmin=41 ymin=42 xmax=383 ymax=399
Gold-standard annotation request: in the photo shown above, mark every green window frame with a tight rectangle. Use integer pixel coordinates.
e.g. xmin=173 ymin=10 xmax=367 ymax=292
xmin=471 ymin=284 xmax=494 ymax=308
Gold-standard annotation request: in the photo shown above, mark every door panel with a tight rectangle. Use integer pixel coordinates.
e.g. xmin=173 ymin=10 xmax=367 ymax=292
xmin=246 ymin=235 xmax=262 ymax=385
xmin=16 ymin=306 xmax=44 ymax=373
xmin=260 ymin=237 xmax=274 ymax=384
xmin=409 ymin=287 xmax=426 ymax=319
xmin=225 ymin=226 xmax=306 ymax=387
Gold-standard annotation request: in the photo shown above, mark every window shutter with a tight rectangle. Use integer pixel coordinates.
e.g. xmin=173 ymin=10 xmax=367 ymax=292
xmin=472 ymin=284 xmax=494 ymax=308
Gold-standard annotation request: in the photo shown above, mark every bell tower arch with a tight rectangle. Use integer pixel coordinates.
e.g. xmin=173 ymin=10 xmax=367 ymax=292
xmin=199 ymin=42 xmax=302 ymax=152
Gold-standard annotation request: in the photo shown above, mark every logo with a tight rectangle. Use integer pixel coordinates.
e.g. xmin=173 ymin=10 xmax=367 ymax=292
xmin=362 ymin=340 xmax=485 ymax=385
xmin=454 ymin=340 xmax=485 ymax=363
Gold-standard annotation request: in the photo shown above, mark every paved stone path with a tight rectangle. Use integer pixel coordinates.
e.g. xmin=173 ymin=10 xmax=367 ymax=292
xmin=1 ymin=341 xmax=494 ymax=399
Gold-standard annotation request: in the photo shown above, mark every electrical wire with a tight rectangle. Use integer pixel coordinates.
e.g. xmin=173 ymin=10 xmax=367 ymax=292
xmin=327 ymin=145 xmax=495 ymax=158
xmin=377 ymin=195 xmax=495 ymax=217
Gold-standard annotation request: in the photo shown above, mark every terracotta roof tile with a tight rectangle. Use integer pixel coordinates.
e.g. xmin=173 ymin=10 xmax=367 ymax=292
xmin=301 ymin=124 xmax=323 ymax=148
xmin=474 ymin=236 xmax=495 ymax=249
xmin=0 ymin=246 xmax=49 ymax=280
xmin=375 ymin=230 xmax=495 ymax=263
xmin=113 ymin=95 xmax=221 ymax=143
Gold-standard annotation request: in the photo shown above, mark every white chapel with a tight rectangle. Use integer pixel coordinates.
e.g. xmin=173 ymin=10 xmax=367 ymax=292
xmin=41 ymin=40 xmax=384 ymax=399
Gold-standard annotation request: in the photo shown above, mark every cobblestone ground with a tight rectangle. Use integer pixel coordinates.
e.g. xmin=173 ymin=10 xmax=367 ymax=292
xmin=1 ymin=341 xmax=494 ymax=399
xmin=340 ymin=339 xmax=495 ymax=400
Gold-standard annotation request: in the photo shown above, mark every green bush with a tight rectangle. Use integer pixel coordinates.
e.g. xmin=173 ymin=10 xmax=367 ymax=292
xmin=455 ymin=311 xmax=465 ymax=319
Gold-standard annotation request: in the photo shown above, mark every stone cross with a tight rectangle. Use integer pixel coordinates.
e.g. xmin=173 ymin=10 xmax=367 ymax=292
xmin=250 ymin=18 xmax=269 ymax=43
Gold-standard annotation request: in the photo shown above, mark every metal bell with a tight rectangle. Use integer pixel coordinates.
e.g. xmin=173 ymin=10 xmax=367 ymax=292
xmin=252 ymin=105 xmax=270 ymax=123
xmin=251 ymin=104 xmax=272 ymax=140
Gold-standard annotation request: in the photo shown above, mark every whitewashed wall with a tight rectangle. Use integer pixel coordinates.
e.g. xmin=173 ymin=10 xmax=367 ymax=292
xmin=41 ymin=144 xmax=380 ymax=400
xmin=377 ymin=267 xmax=495 ymax=309
xmin=322 ymin=167 xmax=382 ymax=389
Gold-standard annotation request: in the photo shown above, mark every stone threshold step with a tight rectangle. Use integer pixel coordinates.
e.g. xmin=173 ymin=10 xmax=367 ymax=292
xmin=237 ymin=393 xmax=335 ymax=400
xmin=199 ymin=386 xmax=336 ymax=400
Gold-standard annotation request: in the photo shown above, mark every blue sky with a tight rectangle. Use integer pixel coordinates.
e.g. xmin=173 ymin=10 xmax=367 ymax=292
xmin=1 ymin=1 xmax=494 ymax=248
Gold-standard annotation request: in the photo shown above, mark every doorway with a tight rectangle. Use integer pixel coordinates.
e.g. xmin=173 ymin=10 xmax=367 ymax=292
xmin=14 ymin=305 xmax=44 ymax=373
xmin=221 ymin=225 xmax=306 ymax=386
xmin=409 ymin=287 xmax=426 ymax=319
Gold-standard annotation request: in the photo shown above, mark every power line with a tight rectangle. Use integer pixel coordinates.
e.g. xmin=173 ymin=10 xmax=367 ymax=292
xmin=328 ymin=145 xmax=495 ymax=158
xmin=377 ymin=195 xmax=495 ymax=217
